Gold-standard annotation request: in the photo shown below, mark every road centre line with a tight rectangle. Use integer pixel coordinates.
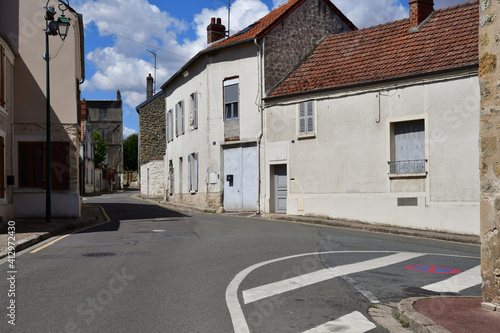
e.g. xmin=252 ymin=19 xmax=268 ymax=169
xmin=422 ymin=264 xmax=482 ymax=293
xmin=243 ymin=252 xmax=424 ymax=304
xmin=302 ymin=311 xmax=377 ymax=333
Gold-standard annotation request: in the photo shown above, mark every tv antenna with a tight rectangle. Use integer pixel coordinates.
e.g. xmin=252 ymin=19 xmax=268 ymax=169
xmin=147 ymin=49 xmax=157 ymax=94
xmin=227 ymin=0 xmax=231 ymax=37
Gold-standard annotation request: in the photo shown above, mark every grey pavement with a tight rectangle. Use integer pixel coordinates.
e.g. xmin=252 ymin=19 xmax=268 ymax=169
xmin=1 ymin=191 xmax=498 ymax=332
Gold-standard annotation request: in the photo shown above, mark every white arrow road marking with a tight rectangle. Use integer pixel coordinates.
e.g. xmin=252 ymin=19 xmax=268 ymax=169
xmin=302 ymin=311 xmax=377 ymax=333
xmin=243 ymin=252 xmax=424 ymax=304
xmin=422 ymin=265 xmax=482 ymax=293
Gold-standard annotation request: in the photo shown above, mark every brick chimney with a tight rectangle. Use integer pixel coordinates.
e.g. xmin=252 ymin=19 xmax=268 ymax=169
xmin=147 ymin=73 xmax=153 ymax=99
xmin=207 ymin=17 xmax=226 ymax=44
xmin=409 ymin=0 xmax=434 ymax=28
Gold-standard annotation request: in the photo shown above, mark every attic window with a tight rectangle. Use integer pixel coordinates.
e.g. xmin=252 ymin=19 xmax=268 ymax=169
xmin=234 ymin=22 xmax=260 ymax=36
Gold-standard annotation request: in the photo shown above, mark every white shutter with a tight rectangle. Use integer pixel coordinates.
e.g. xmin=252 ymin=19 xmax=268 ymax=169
xmin=166 ymin=111 xmax=170 ymax=142
xmin=194 ymin=152 xmax=198 ymax=191
xmin=299 ymin=102 xmax=306 ymax=134
xmin=306 ymin=101 xmax=314 ymax=134
xmin=187 ymin=154 xmax=192 ymax=191
xmin=193 ymin=92 xmax=198 ymax=129
xmin=181 ymin=100 xmax=185 ymax=134
xmin=175 ymin=105 xmax=179 ymax=137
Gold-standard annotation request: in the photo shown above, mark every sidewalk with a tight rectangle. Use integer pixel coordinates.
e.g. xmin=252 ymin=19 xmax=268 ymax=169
xmin=0 ymin=203 xmax=107 ymax=259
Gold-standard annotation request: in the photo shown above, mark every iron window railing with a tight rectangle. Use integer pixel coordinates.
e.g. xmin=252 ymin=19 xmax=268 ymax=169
xmin=389 ymin=159 xmax=426 ymax=174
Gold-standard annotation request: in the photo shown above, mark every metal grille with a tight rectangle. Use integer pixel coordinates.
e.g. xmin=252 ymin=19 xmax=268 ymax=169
xmin=389 ymin=160 xmax=426 ymax=174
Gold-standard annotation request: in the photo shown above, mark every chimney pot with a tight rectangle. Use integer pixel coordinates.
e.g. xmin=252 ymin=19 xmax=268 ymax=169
xmin=207 ymin=17 xmax=226 ymax=44
xmin=147 ymin=74 xmax=154 ymax=99
xmin=409 ymin=0 xmax=434 ymax=28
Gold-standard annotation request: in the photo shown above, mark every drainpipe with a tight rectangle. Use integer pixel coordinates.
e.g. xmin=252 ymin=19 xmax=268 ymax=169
xmin=254 ymin=38 xmax=263 ymax=214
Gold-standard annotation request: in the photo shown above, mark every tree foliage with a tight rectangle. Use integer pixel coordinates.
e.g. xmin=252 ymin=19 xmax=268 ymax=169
xmin=123 ymin=133 xmax=138 ymax=171
xmin=93 ymin=130 xmax=107 ymax=167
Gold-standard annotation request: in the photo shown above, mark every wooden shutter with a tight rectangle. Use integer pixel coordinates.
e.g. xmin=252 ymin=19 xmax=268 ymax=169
xmin=175 ymin=105 xmax=179 ymax=137
xmin=166 ymin=110 xmax=170 ymax=142
xmin=0 ymin=45 xmax=4 ymax=108
xmin=169 ymin=110 xmax=174 ymax=141
xmin=51 ymin=142 xmax=70 ymax=190
xmin=181 ymin=100 xmax=185 ymax=134
xmin=299 ymin=102 xmax=306 ymax=134
xmin=193 ymin=92 xmax=198 ymax=129
xmin=194 ymin=152 xmax=198 ymax=191
xmin=306 ymin=101 xmax=314 ymax=134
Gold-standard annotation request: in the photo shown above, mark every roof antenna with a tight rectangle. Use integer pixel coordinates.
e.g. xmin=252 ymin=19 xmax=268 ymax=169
xmin=227 ymin=0 xmax=231 ymax=37
xmin=147 ymin=49 xmax=157 ymax=94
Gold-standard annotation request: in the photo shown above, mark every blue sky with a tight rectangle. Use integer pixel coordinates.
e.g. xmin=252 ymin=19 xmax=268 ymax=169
xmin=71 ymin=0 xmax=470 ymax=137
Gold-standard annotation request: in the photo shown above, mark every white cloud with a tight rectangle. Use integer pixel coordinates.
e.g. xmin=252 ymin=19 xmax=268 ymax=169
xmin=273 ymin=0 xmax=289 ymax=8
xmin=123 ymin=126 xmax=137 ymax=138
xmin=333 ymin=0 xmax=407 ymax=29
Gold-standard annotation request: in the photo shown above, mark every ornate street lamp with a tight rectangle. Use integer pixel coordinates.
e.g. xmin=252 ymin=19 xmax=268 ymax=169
xmin=44 ymin=0 xmax=71 ymax=222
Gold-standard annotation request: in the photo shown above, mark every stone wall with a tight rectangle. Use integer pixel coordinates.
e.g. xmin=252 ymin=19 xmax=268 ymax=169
xmin=263 ymin=0 xmax=353 ymax=95
xmin=479 ymin=0 xmax=500 ymax=309
xmin=137 ymin=92 xmax=166 ymax=165
xmin=140 ymin=159 xmax=165 ymax=199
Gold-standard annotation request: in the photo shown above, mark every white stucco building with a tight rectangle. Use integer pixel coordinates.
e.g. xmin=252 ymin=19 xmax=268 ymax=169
xmin=264 ymin=1 xmax=480 ymax=235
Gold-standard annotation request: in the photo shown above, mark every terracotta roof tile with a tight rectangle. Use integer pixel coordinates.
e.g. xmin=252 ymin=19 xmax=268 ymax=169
xmin=268 ymin=1 xmax=479 ymax=98
xmin=207 ymin=0 xmax=356 ymax=49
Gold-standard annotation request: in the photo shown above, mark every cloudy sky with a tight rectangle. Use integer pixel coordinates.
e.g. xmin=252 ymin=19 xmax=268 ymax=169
xmin=71 ymin=0 xmax=471 ymax=137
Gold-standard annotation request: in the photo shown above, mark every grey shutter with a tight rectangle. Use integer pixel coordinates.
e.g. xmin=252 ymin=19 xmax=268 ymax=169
xmin=187 ymin=154 xmax=192 ymax=191
xmin=306 ymin=101 xmax=314 ymax=134
xmin=394 ymin=120 xmax=425 ymax=161
xmin=299 ymin=102 xmax=306 ymax=134
xmin=181 ymin=100 xmax=185 ymax=134
xmin=166 ymin=111 xmax=170 ymax=142
xmin=193 ymin=92 xmax=198 ymax=129
xmin=194 ymin=152 xmax=198 ymax=191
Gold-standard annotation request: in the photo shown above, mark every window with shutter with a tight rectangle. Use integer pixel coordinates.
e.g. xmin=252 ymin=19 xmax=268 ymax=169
xmin=224 ymin=79 xmax=239 ymax=120
xmin=298 ymin=101 xmax=315 ymax=136
xmin=192 ymin=92 xmax=198 ymax=129
xmin=181 ymin=100 xmax=185 ymax=134
xmin=175 ymin=104 xmax=179 ymax=137
xmin=390 ymin=119 xmax=426 ymax=174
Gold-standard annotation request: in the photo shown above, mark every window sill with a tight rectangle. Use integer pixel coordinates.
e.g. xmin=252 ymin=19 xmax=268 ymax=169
xmin=298 ymin=133 xmax=316 ymax=140
xmin=389 ymin=172 xmax=427 ymax=179
xmin=190 ymin=190 xmax=198 ymax=194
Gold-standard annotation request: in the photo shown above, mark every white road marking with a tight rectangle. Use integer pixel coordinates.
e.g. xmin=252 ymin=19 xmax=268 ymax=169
xmin=341 ymin=275 xmax=380 ymax=304
xmin=243 ymin=252 xmax=424 ymax=304
xmin=302 ymin=311 xmax=377 ymax=333
xmin=422 ymin=265 xmax=482 ymax=293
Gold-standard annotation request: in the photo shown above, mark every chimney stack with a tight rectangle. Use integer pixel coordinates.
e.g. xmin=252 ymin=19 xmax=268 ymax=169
xmin=207 ymin=17 xmax=226 ymax=44
xmin=147 ymin=73 xmax=153 ymax=99
xmin=409 ymin=0 xmax=434 ymax=28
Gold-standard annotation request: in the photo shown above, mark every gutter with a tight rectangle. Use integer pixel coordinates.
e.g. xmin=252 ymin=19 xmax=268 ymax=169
xmin=254 ymin=38 xmax=263 ymax=214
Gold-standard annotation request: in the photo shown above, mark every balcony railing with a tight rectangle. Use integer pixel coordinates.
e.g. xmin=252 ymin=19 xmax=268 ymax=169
xmin=389 ymin=159 xmax=426 ymax=174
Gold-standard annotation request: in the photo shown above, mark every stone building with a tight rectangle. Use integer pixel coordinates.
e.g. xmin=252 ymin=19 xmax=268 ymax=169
xmin=478 ymin=0 xmax=500 ymax=310
xmin=87 ymin=91 xmax=123 ymax=190
xmin=136 ymin=74 xmax=166 ymax=198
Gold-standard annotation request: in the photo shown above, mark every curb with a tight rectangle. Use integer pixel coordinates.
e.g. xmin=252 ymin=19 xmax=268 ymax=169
xmin=397 ymin=297 xmax=451 ymax=333
xmin=0 ymin=204 xmax=107 ymax=260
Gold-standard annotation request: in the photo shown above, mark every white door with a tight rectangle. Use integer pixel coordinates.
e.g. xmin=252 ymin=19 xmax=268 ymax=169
xmin=274 ymin=165 xmax=287 ymax=214
xmin=223 ymin=146 xmax=257 ymax=211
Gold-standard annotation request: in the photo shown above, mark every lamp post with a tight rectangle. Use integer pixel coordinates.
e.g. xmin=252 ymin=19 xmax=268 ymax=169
xmin=44 ymin=0 xmax=70 ymax=222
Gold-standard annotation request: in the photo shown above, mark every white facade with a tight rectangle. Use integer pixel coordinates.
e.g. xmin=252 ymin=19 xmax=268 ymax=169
xmin=140 ymin=159 xmax=165 ymax=199
xmin=164 ymin=43 xmax=263 ymax=211
xmin=264 ymin=71 xmax=480 ymax=235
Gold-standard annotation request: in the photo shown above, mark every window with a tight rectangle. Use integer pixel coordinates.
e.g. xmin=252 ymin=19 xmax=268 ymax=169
xmin=188 ymin=152 xmax=198 ymax=192
xmin=191 ymin=92 xmax=198 ymax=129
xmin=0 ymin=45 xmax=5 ymax=110
xmin=0 ymin=136 xmax=5 ymax=199
xmin=166 ymin=109 xmax=173 ymax=142
xmin=18 ymin=141 xmax=70 ymax=189
xmin=175 ymin=101 xmax=184 ymax=136
xmin=390 ymin=119 xmax=425 ymax=174
xmin=298 ymin=101 xmax=314 ymax=135
xmin=224 ymin=79 xmax=239 ymax=120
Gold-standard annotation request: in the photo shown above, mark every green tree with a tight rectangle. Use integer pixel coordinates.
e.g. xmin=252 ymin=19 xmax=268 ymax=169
xmin=93 ymin=130 xmax=107 ymax=167
xmin=123 ymin=133 xmax=138 ymax=171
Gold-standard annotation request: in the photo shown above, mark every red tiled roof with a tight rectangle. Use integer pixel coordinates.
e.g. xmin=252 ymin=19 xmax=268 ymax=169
xmin=268 ymin=1 xmax=479 ymax=99
xmin=208 ymin=0 xmax=357 ymax=49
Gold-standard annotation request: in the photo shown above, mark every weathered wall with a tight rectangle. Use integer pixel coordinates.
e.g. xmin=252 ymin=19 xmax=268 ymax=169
xmin=140 ymin=159 xmax=165 ymax=199
xmin=479 ymin=0 xmax=500 ymax=309
xmin=137 ymin=92 xmax=166 ymax=165
xmin=263 ymin=0 xmax=352 ymax=94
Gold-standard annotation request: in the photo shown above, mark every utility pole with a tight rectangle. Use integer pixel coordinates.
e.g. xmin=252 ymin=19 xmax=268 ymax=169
xmin=147 ymin=49 xmax=157 ymax=94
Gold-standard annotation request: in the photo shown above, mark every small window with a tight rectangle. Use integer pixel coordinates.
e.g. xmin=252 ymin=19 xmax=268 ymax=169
xmin=188 ymin=152 xmax=198 ymax=192
xmin=191 ymin=92 xmax=198 ymax=129
xmin=19 ymin=142 xmax=45 ymax=188
xmin=298 ymin=101 xmax=314 ymax=136
xmin=224 ymin=79 xmax=239 ymax=121
xmin=389 ymin=119 xmax=425 ymax=174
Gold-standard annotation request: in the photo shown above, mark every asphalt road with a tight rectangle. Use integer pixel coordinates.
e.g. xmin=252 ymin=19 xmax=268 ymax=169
xmin=0 ymin=190 xmax=481 ymax=332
